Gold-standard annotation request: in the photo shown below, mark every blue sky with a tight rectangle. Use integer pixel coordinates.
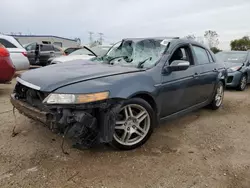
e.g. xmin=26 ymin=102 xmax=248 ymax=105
xmin=1 ymin=0 xmax=250 ymax=49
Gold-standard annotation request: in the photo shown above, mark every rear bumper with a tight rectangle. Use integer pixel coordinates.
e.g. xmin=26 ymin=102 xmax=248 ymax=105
xmin=10 ymin=94 xmax=48 ymax=124
xmin=226 ymin=71 xmax=242 ymax=88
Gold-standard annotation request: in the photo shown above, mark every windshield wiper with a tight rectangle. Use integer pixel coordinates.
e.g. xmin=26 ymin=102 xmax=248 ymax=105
xmin=137 ymin=57 xmax=152 ymax=68
xmin=108 ymin=56 xmax=128 ymax=64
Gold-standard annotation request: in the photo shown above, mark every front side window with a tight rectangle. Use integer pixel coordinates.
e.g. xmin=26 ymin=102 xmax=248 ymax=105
xmin=25 ymin=43 xmax=36 ymax=51
xmin=193 ymin=46 xmax=210 ymax=64
xmin=169 ymin=46 xmax=194 ymax=65
xmin=0 ymin=38 xmax=16 ymax=48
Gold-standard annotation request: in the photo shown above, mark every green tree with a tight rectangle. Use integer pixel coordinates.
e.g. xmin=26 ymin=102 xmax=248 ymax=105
xmin=230 ymin=36 xmax=250 ymax=51
xmin=210 ymin=47 xmax=222 ymax=54
xmin=204 ymin=30 xmax=219 ymax=48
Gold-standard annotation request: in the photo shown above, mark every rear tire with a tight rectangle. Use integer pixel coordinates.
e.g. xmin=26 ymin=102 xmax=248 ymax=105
xmin=110 ymin=98 xmax=156 ymax=150
xmin=210 ymin=81 xmax=224 ymax=110
xmin=237 ymin=74 xmax=247 ymax=91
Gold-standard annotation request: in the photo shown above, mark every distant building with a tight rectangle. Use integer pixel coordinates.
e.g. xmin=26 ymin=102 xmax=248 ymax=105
xmin=10 ymin=35 xmax=80 ymax=48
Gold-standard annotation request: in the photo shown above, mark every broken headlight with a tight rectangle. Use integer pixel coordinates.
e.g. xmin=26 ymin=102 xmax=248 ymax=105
xmin=43 ymin=91 xmax=109 ymax=104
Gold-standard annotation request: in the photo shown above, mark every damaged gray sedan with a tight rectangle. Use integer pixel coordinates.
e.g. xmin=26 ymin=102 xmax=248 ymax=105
xmin=11 ymin=37 xmax=226 ymax=150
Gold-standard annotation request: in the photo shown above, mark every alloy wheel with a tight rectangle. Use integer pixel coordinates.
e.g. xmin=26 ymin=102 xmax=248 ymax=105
xmin=240 ymin=76 xmax=247 ymax=90
xmin=114 ymin=104 xmax=150 ymax=146
xmin=215 ymin=84 xmax=224 ymax=107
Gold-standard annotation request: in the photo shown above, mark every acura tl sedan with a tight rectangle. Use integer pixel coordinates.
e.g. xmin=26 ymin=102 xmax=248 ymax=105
xmin=216 ymin=51 xmax=250 ymax=91
xmin=11 ymin=38 xmax=227 ymax=150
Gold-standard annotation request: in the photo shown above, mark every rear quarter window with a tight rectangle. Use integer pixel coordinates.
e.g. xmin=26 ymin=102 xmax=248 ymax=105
xmin=0 ymin=38 xmax=16 ymax=48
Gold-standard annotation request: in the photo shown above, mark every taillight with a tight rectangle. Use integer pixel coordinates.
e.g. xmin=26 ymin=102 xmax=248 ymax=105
xmin=0 ymin=47 xmax=10 ymax=57
xmin=22 ymin=51 xmax=27 ymax=57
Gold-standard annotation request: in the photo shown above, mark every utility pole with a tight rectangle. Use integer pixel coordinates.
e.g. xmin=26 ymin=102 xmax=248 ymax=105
xmin=98 ymin=33 xmax=104 ymax=45
xmin=88 ymin=31 xmax=94 ymax=45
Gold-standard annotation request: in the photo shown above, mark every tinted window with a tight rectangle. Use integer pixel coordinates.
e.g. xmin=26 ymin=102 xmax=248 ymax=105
xmin=40 ymin=45 xmax=53 ymax=51
xmin=215 ymin=52 xmax=247 ymax=63
xmin=0 ymin=38 xmax=16 ymax=48
xmin=193 ymin=46 xmax=210 ymax=64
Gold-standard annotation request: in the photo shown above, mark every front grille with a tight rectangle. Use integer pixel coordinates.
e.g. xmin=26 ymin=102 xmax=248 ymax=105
xmin=14 ymin=82 xmax=49 ymax=110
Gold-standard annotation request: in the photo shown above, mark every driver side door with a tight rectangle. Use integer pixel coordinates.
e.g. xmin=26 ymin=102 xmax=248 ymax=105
xmin=160 ymin=44 xmax=200 ymax=118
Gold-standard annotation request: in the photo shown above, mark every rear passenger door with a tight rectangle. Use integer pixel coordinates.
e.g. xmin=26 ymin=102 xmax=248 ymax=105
xmin=39 ymin=45 xmax=54 ymax=66
xmin=191 ymin=45 xmax=218 ymax=103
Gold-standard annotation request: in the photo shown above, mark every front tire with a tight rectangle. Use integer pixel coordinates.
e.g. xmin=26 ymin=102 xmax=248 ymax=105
xmin=210 ymin=81 xmax=224 ymax=110
xmin=111 ymin=98 xmax=156 ymax=150
xmin=237 ymin=74 xmax=247 ymax=91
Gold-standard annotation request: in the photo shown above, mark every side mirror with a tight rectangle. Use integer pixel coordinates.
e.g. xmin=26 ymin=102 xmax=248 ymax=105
xmin=167 ymin=60 xmax=190 ymax=72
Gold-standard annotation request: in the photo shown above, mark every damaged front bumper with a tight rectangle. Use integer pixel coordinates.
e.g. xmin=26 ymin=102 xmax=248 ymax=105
xmin=10 ymin=93 xmax=123 ymax=148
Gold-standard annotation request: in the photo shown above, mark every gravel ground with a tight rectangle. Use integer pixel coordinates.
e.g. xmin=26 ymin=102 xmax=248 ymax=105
xmin=0 ymin=82 xmax=250 ymax=188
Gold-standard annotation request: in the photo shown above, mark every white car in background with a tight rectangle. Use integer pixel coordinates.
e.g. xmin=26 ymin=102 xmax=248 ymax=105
xmin=49 ymin=45 xmax=111 ymax=65
xmin=0 ymin=34 xmax=30 ymax=71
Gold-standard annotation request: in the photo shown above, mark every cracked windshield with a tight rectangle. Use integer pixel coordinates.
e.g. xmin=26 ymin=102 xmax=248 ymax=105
xmin=93 ymin=38 xmax=169 ymax=68
xmin=1 ymin=0 xmax=250 ymax=188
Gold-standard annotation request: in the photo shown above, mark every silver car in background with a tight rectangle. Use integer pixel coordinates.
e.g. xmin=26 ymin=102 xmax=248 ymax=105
xmin=48 ymin=45 xmax=111 ymax=65
xmin=0 ymin=34 xmax=30 ymax=71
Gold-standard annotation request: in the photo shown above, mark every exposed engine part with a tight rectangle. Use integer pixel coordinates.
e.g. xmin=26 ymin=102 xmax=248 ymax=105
xmin=66 ymin=111 xmax=98 ymax=148
xmin=98 ymin=104 xmax=122 ymax=143
xmin=61 ymin=126 xmax=71 ymax=155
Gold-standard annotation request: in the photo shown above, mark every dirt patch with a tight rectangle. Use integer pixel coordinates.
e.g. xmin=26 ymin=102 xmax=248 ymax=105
xmin=1 ymin=82 xmax=250 ymax=188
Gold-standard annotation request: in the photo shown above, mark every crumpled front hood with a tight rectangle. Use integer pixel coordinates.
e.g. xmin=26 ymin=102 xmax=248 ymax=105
xmin=223 ymin=62 xmax=244 ymax=69
xmin=18 ymin=60 xmax=142 ymax=92
xmin=52 ymin=55 xmax=93 ymax=63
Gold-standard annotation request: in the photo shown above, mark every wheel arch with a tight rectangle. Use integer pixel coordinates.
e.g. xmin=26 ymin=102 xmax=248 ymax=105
xmin=129 ymin=92 xmax=158 ymax=115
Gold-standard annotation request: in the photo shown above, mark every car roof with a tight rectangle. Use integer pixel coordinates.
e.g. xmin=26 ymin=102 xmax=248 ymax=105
xmin=122 ymin=37 xmax=179 ymax=42
xmin=121 ymin=37 xmax=208 ymax=49
xmin=0 ymin=34 xmax=24 ymax=49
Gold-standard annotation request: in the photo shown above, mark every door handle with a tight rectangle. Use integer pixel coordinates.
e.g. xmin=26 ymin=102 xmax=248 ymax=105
xmin=213 ymin=68 xmax=218 ymax=72
xmin=193 ymin=73 xmax=199 ymax=78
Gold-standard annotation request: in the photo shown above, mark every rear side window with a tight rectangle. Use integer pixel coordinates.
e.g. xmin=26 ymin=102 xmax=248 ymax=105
xmin=193 ymin=46 xmax=210 ymax=65
xmin=0 ymin=38 xmax=16 ymax=48
xmin=40 ymin=45 xmax=53 ymax=51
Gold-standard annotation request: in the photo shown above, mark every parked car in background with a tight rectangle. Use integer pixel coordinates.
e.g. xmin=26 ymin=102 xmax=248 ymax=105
xmin=48 ymin=46 xmax=98 ymax=65
xmin=24 ymin=43 xmax=65 ymax=66
xmin=11 ymin=38 xmax=227 ymax=150
xmin=216 ymin=51 xmax=250 ymax=91
xmin=0 ymin=44 xmax=15 ymax=83
xmin=90 ymin=45 xmax=112 ymax=57
xmin=0 ymin=34 xmax=29 ymax=71
xmin=64 ymin=47 xmax=82 ymax=55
